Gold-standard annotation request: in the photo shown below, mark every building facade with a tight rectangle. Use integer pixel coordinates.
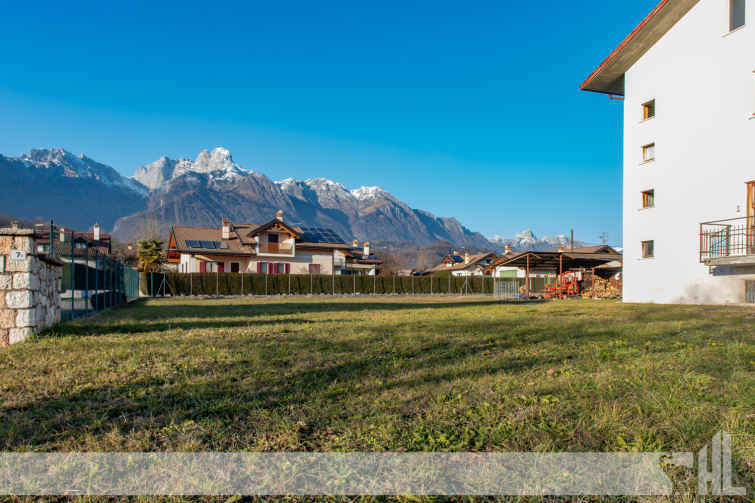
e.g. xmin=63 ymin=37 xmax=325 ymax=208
xmin=425 ymin=252 xmax=497 ymax=276
xmin=583 ymin=0 xmax=754 ymax=304
xmin=167 ymin=211 xmax=381 ymax=276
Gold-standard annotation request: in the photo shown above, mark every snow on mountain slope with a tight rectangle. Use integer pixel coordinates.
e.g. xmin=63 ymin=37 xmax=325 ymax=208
xmin=19 ymin=148 xmax=147 ymax=195
xmin=488 ymin=231 xmax=585 ymax=252
xmin=134 ymin=147 xmax=247 ymax=191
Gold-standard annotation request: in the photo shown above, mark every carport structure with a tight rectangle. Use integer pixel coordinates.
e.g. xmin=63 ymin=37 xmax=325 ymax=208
xmin=493 ymin=251 xmax=621 ymax=297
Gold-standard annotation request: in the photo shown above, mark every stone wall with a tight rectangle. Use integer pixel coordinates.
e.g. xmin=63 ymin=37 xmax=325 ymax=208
xmin=0 ymin=227 xmax=62 ymax=346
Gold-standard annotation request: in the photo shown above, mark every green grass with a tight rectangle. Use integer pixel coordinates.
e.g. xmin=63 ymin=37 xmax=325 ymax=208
xmin=0 ymin=296 xmax=753 ymax=491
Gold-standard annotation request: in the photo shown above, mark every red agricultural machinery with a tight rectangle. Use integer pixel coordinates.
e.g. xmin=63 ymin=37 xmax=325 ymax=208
xmin=544 ymin=271 xmax=581 ymax=299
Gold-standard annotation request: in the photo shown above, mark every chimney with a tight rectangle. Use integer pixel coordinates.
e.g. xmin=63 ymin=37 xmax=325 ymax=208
xmin=465 ymin=252 xmax=470 ymax=264
xmin=363 ymin=242 xmax=370 ymax=256
xmin=93 ymin=223 xmax=100 ymax=241
xmin=276 ymin=209 xmax=284 ymax=220
xmin=60 ymin=227 xmax=66 ymax=242
xmin=558 ymin=244 xmax=565 ymax=252
xmin=352 ymin=239 xmax=359 ymax=248
xmin=222 ymin=218 xmax=231 ymax=240
xmin=453 ymin=250 xmax=459 ymax=256
xmin=504 ymin=245 xmax=512 ymax=254
xmin=10 ymin=220 xmax=19 ymax=230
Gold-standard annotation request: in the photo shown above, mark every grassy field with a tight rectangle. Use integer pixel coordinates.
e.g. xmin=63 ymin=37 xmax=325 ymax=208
xmin=0 ymin=296 xmax=753 ymax=490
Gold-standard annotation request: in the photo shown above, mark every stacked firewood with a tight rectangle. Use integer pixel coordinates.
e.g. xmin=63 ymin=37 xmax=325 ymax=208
xmin=582 ymin=276 xmax=621 ymax=299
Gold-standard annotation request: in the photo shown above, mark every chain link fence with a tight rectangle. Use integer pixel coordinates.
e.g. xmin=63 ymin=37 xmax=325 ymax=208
xmin=45 ymin=226 xmax=140 ymax=321
xmin=140 ymin=272 xmax=499 ymax=297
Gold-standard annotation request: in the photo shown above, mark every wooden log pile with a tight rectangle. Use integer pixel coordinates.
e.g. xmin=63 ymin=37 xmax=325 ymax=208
xmin=582 ymin=276 xmax=621 ymax=299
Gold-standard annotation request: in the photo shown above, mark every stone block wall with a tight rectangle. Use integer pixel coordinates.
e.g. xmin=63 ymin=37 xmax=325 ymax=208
xmin=0 ymin=227 xmax=62 ymax=346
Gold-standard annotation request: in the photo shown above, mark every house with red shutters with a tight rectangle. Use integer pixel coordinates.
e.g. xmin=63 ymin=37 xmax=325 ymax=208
xmin=166 ymin=210 xmax=381 ymax=275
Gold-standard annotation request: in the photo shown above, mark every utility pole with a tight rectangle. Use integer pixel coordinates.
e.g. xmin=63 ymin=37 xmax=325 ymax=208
xmin=599 ymin=232 xmax=609 ymax=245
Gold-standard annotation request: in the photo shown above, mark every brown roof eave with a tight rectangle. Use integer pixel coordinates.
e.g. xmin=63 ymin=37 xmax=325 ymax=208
xmin=580 ymin=0 xmax=699 ymax=95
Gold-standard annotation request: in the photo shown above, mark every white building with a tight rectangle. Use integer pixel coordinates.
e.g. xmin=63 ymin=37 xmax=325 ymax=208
xmin=582 ymin=0 xmax=754 ymax=304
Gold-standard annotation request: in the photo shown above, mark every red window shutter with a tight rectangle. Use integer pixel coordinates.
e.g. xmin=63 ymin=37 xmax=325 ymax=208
xmin=218 ymin=262 xmax=224 ymax=273
xmin=199 ymin=261 xmax=206 ymax=273
xmin=268 ymin=263 xmax=275 ymax=275
xmin=285 ymin=263 xmax=290 ymax=275
xmin=257 ymin=262 xmax=262 ymax=274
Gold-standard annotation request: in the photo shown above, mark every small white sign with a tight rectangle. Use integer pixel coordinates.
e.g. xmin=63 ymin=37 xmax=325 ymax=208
xmin=10 ymin=249 xmax=27 ymax=261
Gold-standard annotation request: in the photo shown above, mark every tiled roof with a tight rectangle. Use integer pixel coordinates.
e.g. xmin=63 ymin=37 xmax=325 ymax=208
xmin=35 ymin=230 xmax=112 ymax=257
xmin=427 ymin=253 xmax=497 ymax=273
xmin=548 ymin=245 xmax=621 ymax=255
xmin=170 ymin=220 xmax=356 ymax=255
xmin=171 ymin=226 xmax=257 ymax=255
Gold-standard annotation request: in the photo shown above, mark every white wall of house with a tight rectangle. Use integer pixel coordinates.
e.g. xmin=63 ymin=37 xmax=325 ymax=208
xmin=622 ymin=0 xmax=754 ymax=304
xmin=249 ymin=250 xmax=335 ymax=275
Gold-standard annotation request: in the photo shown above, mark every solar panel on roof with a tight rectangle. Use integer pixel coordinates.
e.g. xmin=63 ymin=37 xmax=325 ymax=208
xmin=186 ymin=240 xmax=201 ymax=248
xmin=296 ymin=226 xmax=343 ymax=243
xmin=200 ymin=241 xmax=219 ymax=249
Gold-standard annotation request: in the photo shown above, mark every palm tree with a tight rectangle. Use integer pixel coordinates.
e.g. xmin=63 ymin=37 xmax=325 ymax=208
xmin=137 ymin=238 xmax=164 ymax=272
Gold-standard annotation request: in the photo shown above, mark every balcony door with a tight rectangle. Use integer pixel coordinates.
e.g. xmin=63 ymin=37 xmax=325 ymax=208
xmin=268 ymin=233 xmax=279 ymax=254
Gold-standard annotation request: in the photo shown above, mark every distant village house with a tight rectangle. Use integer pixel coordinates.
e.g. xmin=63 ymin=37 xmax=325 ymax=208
xmin=167 ymin=211 xmax=381 ymax=275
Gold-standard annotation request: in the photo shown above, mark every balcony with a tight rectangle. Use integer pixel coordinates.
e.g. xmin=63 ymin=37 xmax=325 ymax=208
xmin=700 ymin=216 xmax=755 ymax=265
xmin=257 ymin=242 xmax=293 ymax=255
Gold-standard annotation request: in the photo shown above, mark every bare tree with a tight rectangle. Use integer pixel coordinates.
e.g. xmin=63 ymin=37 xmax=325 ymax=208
xmin=129 ymin=217 xmax=169 ymax=244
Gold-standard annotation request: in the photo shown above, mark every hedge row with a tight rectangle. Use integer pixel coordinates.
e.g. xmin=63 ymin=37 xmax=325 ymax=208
xmin=140 ymin=273 xmax=506 ymax=297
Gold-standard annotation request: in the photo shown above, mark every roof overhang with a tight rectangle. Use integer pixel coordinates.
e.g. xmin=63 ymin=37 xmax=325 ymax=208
xmin=248 ymin=219 xmax=302 ymax=239
xmin=580 ymin=0 xmax=699 ymax=95
xmin=495 ymin=252 xmax=622 ymax=272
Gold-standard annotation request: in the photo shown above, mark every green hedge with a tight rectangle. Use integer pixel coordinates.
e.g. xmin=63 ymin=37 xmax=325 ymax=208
xmin=140 ymin=273 xmax=499 ymax=297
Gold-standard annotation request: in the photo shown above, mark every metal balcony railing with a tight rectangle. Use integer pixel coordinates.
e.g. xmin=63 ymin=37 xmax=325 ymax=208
xmin=700 ymin=216 xmax=755 ymax=262
xmin=258 ymin=242 xmax=293 ymax=254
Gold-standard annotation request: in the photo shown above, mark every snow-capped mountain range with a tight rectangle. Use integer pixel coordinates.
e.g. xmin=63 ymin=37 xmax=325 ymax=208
xmin=0 ymin=147 xmax=582 ymax=251
xmin=488 ymin=230 xmax=585 ymax=252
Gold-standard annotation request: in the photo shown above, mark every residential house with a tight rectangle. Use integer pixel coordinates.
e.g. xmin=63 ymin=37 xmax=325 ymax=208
xmin=35 ymin=223 xmax=112 ymax=261
xmin=167 ymin=211 xmax=381 ymax=275
xmin=582 ymin=0 xmax=753 ymax=303
xmin=425 ymin=251 xmax=497 ymax=276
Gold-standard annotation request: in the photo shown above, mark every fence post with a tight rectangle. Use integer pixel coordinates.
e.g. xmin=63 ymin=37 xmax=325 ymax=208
xmin=373 ymin=273 xmax=376 ymax=295
xmin=288 ymin=273 xmax=291 ymax=295
xmin=190 ymin=271 xmax=193 ymax=296
xmin=332 ymin=273 xmax=334 ymax=295
xmin=110 ymin=257 xmax=114 ymax=307
xmin=216 ymin=270 xmax=219 ymax=297
xmin=353 ymin=273 xmax=356 ymax=294
xmin=49 ymin=219 xmax=55 ymax=258
xmin=430 ymin=275 xmax=433 ymax=295
xmin=84 ymin=244 xmax=89 ymax=316
xmin=240 ymin=271 xmax=243 ymax=297
xmin=94 ymin=247 xmax=99 ymax=312
xmin=70 ymin=230 xmax=75 ymax=318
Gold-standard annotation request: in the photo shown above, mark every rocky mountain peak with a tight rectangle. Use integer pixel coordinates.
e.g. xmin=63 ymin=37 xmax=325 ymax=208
xmin=350 ymin=186 xmax=387 ymax=201
xmin=134 ymin=147 xmax=247 ymax=191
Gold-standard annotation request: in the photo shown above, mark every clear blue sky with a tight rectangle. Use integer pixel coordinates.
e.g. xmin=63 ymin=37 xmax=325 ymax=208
xmin=0 ymin=1 xmax=659 ymax=246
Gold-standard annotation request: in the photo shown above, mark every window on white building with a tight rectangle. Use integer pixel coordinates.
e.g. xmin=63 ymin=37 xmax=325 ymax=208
xmin=642 ymin=100 xmax=655 ymax=120
xmin=730 ymin=0 xmax=746 ymax=31
xmin=642 ymin=189 xmax=655 ymax=208
xmin=642 ymin=240 xmax=655 ymax=259
xmin=642 ymin=143 xmax=656 ymax=163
